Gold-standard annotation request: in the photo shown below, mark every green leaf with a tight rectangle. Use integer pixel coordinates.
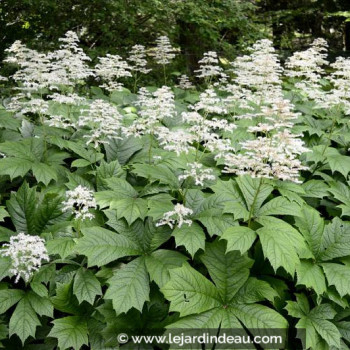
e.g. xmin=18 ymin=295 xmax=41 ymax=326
xmin=221 ymin=226 xmax=257 ymax=254
xmin=231 ymin=303 xmax=288 ymax=329
xmin=161 ymin=263 xmax=221 ymax=317
xmin=166 ymin=308 xmax=223 ymax=329
xmin=76 ymin=227 xmax=142 ymax=267
xmin=48 ymin=316 xmax=88 ymax=350
xmin=233 ymin=277 xmax=278 ymax=304
xmin=0 ymin=289 xmax=24 ymax=313
xmin=145 ymin=250 xmax=188 ymax=288
xmin=105 ymin=257 xmax=150 ymax=314
xmin=34 ymin=192 xmax=67 ymax=233
xmin=319 ymin=218 xmax=350 ymax=260
xmin=257 ymin=196 xmax=301 ymax=217
xmin=105 ymin=136 xmax=143 ymax=165
xmin=257 ymin=217 xmax=306 ymax=275
xmin=114 ymin=197 xmax=148 ymax=225
xmin=31 ymin=162 xmax=58 ymax=185
xmin=0 ymin=158 xmax=32 ymax=180
xmin=147 ymin=193 xmax=175 ymax=220
xmin=51 ymin=282 xmax=82 ymax=315
xmin=46 ymin=237 xmax=76 ymax=259
xmin=9 ymin=296 xmax=41 ymax=344
xmin=294 ymin=205 xmax=324 ymax=258
xmin=7 ymin=182 xmax=36 ymax=234
xmin=105 ymin=177 xmax=138 ymax=197
xmin=322 ymin=263 xmax=350 ymax=297
xmin=285 ymin=294 xmax=310 ymax=319
xmin=211 ymin=180 xmax=248 ymax=220
xmin=296 ymin=260 xmax=326 ymax=295
xmin=200 ymin=241 xmax=252 ymax=303
xmin=132 ymin=163 xmax=179 ymax=188
xmin=325 ymin=148 xmax=350 ymax=178
xmin=73 ymin=268 xmax=102 ymax=305
xmin=306 ymin=306 xmax=341 ymax=349
xmin=172 ymin=222 xmax=205 ymax=258
xmin=236 ymin=176 xmax=273 ymax=213
xmin=0 ymin=257 xmax=12 ymax=281
xmin=0 ymin=207 xmax=9 ymax=222
xmin=27 ymin=291 xmax=53 ymax=317
xmin=301 ymin=180 xmax=329 ymax=198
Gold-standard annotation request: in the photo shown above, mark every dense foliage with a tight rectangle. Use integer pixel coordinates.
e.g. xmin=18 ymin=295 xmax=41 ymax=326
xmin=0 ymin=31 xmax=350 ymax=350
xmin=2 ymin=0 xmax=350 ymax=70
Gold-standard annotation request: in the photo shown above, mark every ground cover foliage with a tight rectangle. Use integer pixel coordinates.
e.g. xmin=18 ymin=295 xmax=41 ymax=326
xmin=0 ymin=32 xmax=350 ymax=350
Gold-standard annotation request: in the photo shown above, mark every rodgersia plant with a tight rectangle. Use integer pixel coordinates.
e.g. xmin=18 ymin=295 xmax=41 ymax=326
xmin=156 ymin=203 xmax=193 ymax=229
xmin=95 ymin=54 xmax=132 ymax=92
xmin=149 ymin=35 xmax=177 ymax=83
xmin=1 ymin=33 xmax=350 ymax=350
xmin=1 ymin=233 xmax=49 ymax=283
xmin=195 ymin=51 xmax=226 ymax=83
xmin=62 ymin=185 xmax=97 ymax=220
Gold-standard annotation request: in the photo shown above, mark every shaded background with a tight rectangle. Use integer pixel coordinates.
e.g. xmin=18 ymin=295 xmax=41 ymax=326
xmin=1 ymin=0 xmax=350 ymax=73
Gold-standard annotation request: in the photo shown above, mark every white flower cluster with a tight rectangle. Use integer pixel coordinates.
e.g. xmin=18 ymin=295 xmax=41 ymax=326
xmin=149 ymin=36 xmax=176 ymax=65
xmin=177 ymin=74 xmax=194 ymax=89
xmin=78 ymin=99 xmax=124 ymax=148
xmin=195 ymin=51 xmax=225 ymax=80
xmin=223 ymin=98 xmax=309 ymax=183
xmin=285 ymin=38 xmax=328 ymax=101
xmin=123 ymin=86 xmax=176 ymax=137
xmin=62 ymin=185 xmax=97 ymax=220
xmin=95 ymin=54 xmax=132 ymax=91
xmin=156 ymin=203 xmax=193 ymax=229
xmin=178 ymin=162 xmax=216 ymax=186
xmin=128 ymin=45 xmax=151 ymax=74
xmin=1 ymin=233 xmax=49 ymax=283
xmin=228 ymin=39 xmax=283 ymax=106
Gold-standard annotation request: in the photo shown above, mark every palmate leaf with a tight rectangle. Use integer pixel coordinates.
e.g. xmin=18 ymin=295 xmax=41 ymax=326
xmin=256 ymin=196 xmax=301 ymax=217
xmin=9 ymin=296 xmax=41 ymax=344
xmin=76 ymin=227 xmax=142 ymax=267
xmin=0 ymin=289 xmax=25 ymax=314
xmin=322 ymin=263 xmax=350 ymax=297
xmin=296 ymin=260 xmax=327 ymax=295
xmin=48 ymin=316 xmax=88 ymax=350
xmin=172 ymin=222 xmax=205 ymax=258
xmin=294 ymin=205 xmax=324 ymax=259
xmin=7 ymin=181 xmax=36 ymax=234
xmin=325 ymin=147 xmax=350 ymax=178
xmin=26 ymin=291 xmax=53 ymax=317
xmin=221 ymin=226 xmax=257 ymax=254
xmin=235 ymin=175 xmax=273 ymax=214
xmin=327 ymin=181 xmax=350 ymax=217
xmin=132 ymin=163 xmax=179 ymax=188
xmin=286 ymin=295 xmax=341 ymax=349
xmin=200 ymin=240 xmax=252 ymax=303
xmin=31 ymin=162 xmax=58 ymax=185
xmin=46 ymin=237 xmax=76 ymax=259
xmin=73 ymin=268 xmax=102 ymax=305
xmin=6 ymin=182 xmax=67 ymax=235
xmin=161 ymin=263 xmax=222 ymax=317
xmin=319 ymin=218 xmax=350 ymax=260
xmin=230 ymin=303 xmax=288 ymax=329
xmin=257 ymin=216 xmax=310 ymax=275
xmin=105 ymin=257 xmax=150 ymax=314
xmin=210 ymin=179 xmax=249 ymax=220
xmin=0 ymin=158 xmax=32 ymax=180
xmin=145 ymin=249 xmax=188 ymax=288
xmin=0 ymin=138 xmax=62 ymax=185
xmin=113 ymin=197 xmax=148 ymax=225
